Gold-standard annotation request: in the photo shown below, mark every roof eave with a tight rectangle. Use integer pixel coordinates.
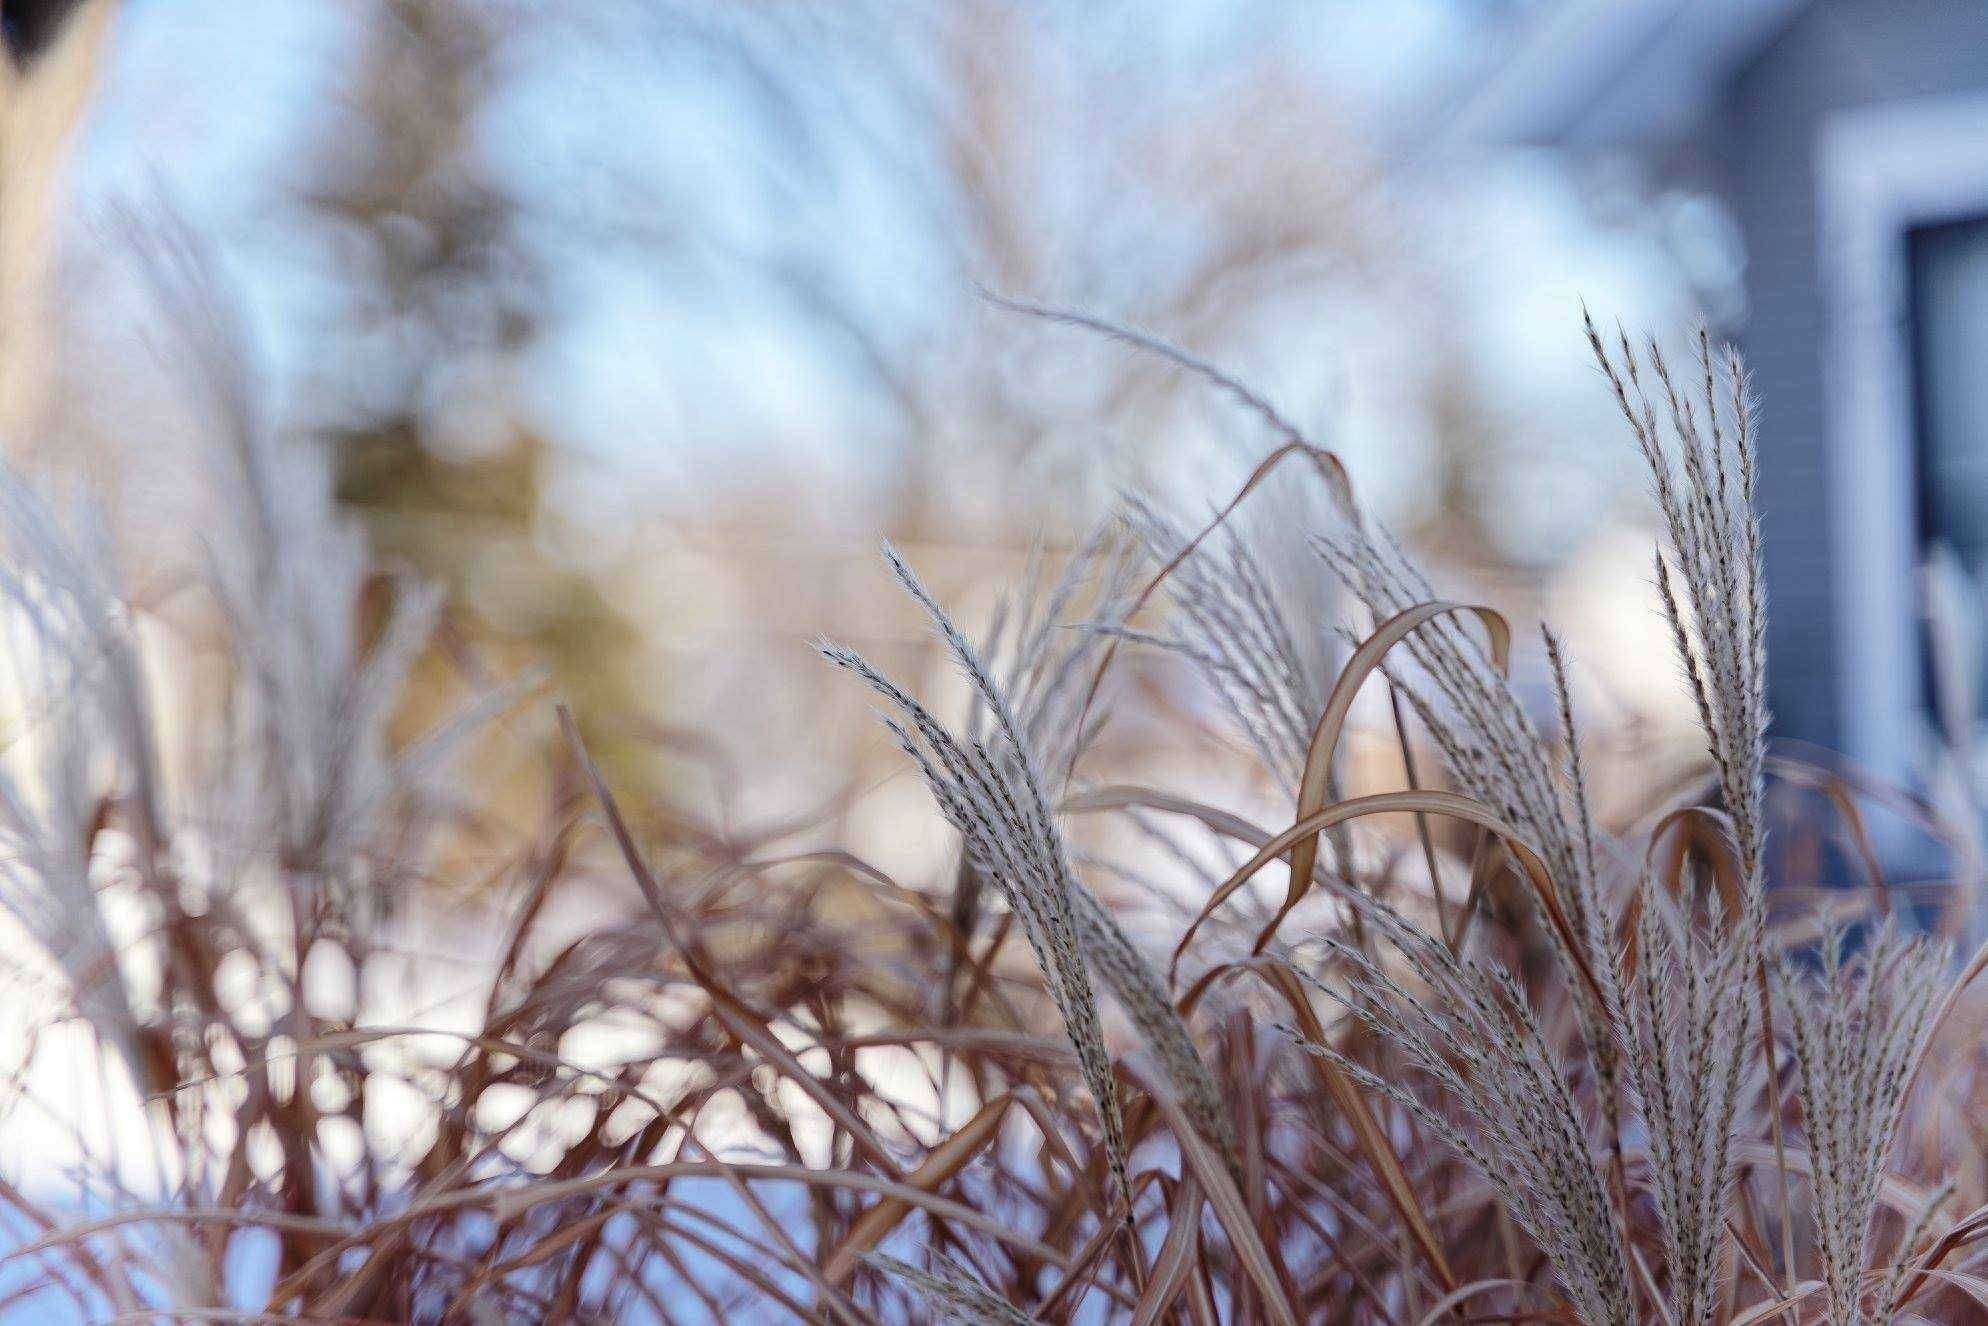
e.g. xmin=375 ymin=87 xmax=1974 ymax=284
xmin=1444 ymin=0 xmax=1811 ymax=149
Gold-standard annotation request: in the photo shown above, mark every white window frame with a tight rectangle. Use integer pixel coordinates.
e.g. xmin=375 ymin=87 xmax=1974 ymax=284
xmin=1818 ymin=93 xmax=1988 ymax=784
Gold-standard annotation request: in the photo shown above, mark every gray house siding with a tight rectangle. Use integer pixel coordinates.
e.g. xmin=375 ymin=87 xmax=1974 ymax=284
xmin=1713 ymin=0 xmax=1988 ymax=752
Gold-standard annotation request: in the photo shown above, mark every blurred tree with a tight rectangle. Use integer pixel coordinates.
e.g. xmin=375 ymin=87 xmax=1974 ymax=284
xmin=0 ymin=0 xmax=110 ymax=452
xmin=676 ymin=1 xmax=1455 ymax=539
xmin=2 ymin=0 xmax=83 ymax=63
xmin=300 ymin=0 xmax=660 ymax=808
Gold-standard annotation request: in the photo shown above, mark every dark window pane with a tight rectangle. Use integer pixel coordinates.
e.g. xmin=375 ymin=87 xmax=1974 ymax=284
xmin=1910 ymin=216 xmax=1988 ymax=722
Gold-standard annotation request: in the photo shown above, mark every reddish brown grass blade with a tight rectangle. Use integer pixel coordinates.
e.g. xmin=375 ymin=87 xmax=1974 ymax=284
xmin=1639 ymin=803 xmax=1794 ymax=1296
xmin=1169 ymin=959 xmax=1457 ymax=1308
xmin=1130 ymin=1176 xmax=1204 ymax=1326
xmin=1170 ymin=790 xmax=1606 ymax=1006
xmin=1409 ymin=1278 xmax=1537 ymax=1325
xmin=1134 ymin=1063 xmax=1300 ymax=1326
xmin=562 ymin=705 xmax=908 ymax=1181
xmin=1620 ymin=805 xmax=1747 ymax=982
xmin=1643 ymin=804 xmax=1745 ymax=914
xmin=702 ymin=984 xmax=906 ymax=1179
xmin=1891 ymin=1198 xmax=1988 ymax=1317
xmin=1054 ymin=439 xmax=1350 ymax=785
xmin=1256 ymin=957 xmax=1457 ymax=1301
xmin=1730 ymin=1280 xmax=1824 ymax=1325
xmin=1272 ymin=601 xmax=1511 ymax=956
xmin=820 ymin=1093 xmax=1014 ymax=1284
xmin=1063 ymin=785 xmax=1276 ymax=849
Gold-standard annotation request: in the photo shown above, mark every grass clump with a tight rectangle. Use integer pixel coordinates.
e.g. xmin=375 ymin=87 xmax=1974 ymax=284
xmin=6 ymin=278 xmax=1988 ymax=1325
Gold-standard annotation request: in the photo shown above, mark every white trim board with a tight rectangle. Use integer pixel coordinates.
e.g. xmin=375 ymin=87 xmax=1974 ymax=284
xmin=1818 ymin=93 xmax=1988 ymax=784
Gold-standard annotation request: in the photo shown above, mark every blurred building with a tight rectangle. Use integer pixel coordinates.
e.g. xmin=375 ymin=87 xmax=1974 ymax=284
xmin=1457 ymin=0 xmax=1988 ymax=791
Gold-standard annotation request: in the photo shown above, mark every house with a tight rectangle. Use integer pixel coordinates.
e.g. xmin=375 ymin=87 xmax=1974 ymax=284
xmin=1453 ymin=0 xmax=1988 ymax=789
